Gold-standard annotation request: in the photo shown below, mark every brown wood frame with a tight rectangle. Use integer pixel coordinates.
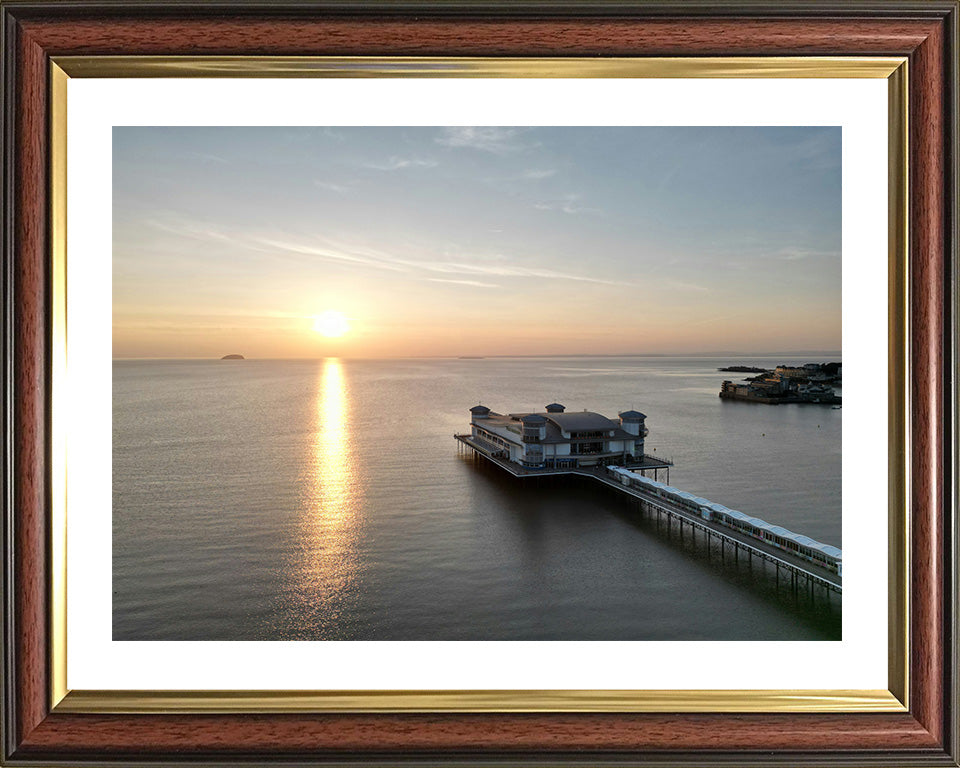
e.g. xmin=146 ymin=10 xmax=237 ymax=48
xmin=1 ymin=2 xmax=957 ymax=765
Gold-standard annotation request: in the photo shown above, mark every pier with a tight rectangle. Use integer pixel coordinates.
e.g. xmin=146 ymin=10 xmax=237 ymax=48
xmin=455 ymin=432 xmax=841 ymax=597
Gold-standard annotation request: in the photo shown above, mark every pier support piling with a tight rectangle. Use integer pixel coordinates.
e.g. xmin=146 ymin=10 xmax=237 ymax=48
xmin=453 ymin=434 xmax=840 ymax=604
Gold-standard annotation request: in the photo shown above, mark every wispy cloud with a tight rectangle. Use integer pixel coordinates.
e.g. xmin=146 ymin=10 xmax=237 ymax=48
xmin=406 ymin=258 xmax=622 ymax=285
xmin=662 ymin=278 xmax=709 ymax=293
xmin=776 ymin=247 xmax=840 ymax=261
xmin=436 ymin=127 xmax=529 ymax=155
xmin=481 ymin=167 xmax=558 ymax=189
xmin=362 ymin=156 xmax=438 ymax=171
xmin=262 ymin=235 xmax=622 ymax=285
xmin=791 ymin=129 xmax=841 ymax=171
xmin=255 ymin=238 xmax=408 ymax=272
xmin=522 ymin=168 xmax=557 ymax=180
xmin=314 ymin=180 xmax=349 ymax=194
xmin=141 ymin=214 xmax=626 ymax=287
xmin=278 ymin=127 xmax=345 ymax=146
xmin=144 ymin=217 xmax=235 ymax=243
xmin=320 ymin=128 xmax=346 ymax=142
xmin=654 ymin=164 xmax=682 ymax=194
xmin=427 ymin=278 xmax=498 ymax=288
xmin=534 ymin=193 xmax=602 ymax=216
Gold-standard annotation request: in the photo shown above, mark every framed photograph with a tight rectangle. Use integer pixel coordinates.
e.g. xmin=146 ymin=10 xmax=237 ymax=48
xmin=2 ymin=1 xmax=956 ymax=765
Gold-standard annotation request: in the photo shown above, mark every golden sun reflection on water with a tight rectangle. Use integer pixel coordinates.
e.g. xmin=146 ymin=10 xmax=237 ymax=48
xmin=316 ymin=358 xmax=350 ymax=513
xmin=288 ymin=357 xmax=363 ymax=636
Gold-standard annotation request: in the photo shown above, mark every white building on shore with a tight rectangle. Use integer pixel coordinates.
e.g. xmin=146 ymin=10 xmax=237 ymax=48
xmin=467 ymin=402 xmax=650 ymax=469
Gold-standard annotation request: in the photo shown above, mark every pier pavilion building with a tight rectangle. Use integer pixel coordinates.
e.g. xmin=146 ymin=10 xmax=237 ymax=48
xmin=467 ymin=403 xmax=651 ymax=469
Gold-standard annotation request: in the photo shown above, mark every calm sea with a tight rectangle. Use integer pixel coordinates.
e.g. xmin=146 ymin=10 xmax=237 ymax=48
xmin=113 ymin=356 xmax=841 ymax=641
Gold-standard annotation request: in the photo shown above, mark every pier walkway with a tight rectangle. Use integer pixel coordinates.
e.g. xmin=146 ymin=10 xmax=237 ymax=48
xmin=455 ymin=433 xmax=841 ymax=595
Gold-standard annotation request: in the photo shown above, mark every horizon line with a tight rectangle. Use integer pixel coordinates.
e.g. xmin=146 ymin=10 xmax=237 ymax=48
xmin=112 ymin=351 xmax=843 ymax=361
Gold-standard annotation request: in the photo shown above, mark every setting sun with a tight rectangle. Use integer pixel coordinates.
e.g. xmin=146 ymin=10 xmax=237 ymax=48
xmin=312 ymin=310 xmax=351 ymax=338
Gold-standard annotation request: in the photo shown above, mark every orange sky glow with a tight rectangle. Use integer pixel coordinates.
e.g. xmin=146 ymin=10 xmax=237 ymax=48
xmin=113 ymin=126 xmax=841 ymax=359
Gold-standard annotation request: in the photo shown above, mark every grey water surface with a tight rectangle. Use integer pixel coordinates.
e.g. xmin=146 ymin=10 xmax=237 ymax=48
xmin=113 ymin=356 xmax=841 ymax=641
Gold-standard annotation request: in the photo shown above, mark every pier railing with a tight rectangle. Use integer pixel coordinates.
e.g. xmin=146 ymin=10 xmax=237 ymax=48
xmin=591 ymin=471 xmax=840 ymax=594
xmin=455 ymin=433 xmax=840 ymax=596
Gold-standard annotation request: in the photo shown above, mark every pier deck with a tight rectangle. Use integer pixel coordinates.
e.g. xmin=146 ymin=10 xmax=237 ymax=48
xmin=455 ymin=433 xmax=841 ymax=594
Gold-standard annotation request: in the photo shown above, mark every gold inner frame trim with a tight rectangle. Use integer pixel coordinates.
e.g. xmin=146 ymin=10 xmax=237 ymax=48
xmin=886 ymin=60 xmax=910 ymax=710
xmin=56 ymin=689 xmax=903 ymax=714
xmin=50 ymin=61 xmax=69 ymax=711
xmin=48 ymin=55 xmax=909 ymax=715
xmin=53 ymin=55 xmax=905 ymax=79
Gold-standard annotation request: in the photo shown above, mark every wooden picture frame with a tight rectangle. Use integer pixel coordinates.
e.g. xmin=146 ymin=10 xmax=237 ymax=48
xmin=2 ymin=1 xmax=957 ymax=765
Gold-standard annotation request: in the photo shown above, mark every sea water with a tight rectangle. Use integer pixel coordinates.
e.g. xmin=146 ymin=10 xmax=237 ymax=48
xmin=113 ymin=356 xmax=841 ymax=640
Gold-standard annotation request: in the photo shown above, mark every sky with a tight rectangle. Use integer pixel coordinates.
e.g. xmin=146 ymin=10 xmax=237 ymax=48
xmin=113 ymin=126 xmax=841 ymax=359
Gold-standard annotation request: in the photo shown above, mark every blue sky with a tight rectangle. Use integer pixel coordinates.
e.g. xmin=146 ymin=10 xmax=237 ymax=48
xmin=113 ymin=126 xmax=841 ymax=358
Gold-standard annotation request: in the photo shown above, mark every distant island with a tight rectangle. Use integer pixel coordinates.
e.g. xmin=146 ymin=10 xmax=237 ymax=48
xmin=718 ymin=365 xmax=769 ymax=373
xmin=220 ymin=354 xmax=245 ymax=360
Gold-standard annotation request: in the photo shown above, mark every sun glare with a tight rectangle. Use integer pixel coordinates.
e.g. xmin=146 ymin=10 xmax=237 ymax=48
xmin=312 ymin=310 xmax=351 ymax=338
